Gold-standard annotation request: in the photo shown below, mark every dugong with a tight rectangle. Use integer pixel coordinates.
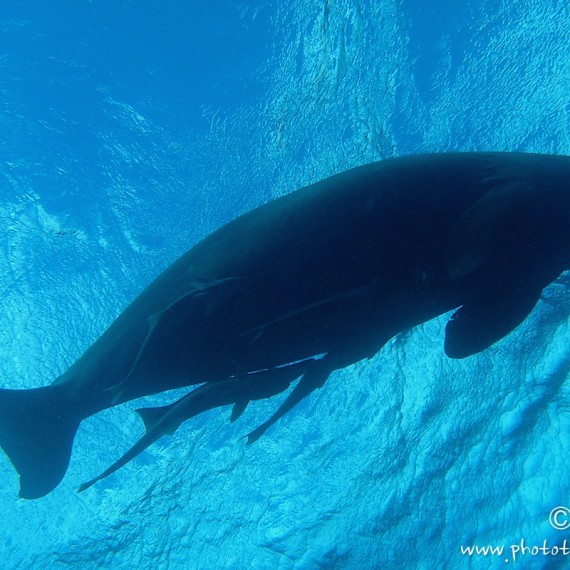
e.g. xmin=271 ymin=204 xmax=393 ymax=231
xmin=0 ymin=152 xmax=569 ymax=499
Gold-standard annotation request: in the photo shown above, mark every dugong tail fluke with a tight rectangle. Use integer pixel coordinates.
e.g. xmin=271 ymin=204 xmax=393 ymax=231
xmin=0 ymin=384 xmax=81 ymax=499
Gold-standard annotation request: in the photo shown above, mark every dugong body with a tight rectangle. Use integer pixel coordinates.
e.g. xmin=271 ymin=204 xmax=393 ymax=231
xmin=1 ymin=152 xmax=569 ymax=498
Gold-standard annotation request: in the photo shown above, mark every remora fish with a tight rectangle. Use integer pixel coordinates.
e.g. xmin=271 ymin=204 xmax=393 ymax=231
xmin=0 ymin=152 xmax=569 ymax=499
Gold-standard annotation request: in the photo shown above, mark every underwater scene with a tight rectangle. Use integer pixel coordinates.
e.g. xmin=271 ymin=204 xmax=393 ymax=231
xmin=1 ymin=1 xmax=570 ymax=568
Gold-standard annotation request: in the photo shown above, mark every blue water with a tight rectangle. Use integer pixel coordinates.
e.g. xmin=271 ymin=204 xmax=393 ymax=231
xmin=1 ymin=1 xmax=570 ymax=568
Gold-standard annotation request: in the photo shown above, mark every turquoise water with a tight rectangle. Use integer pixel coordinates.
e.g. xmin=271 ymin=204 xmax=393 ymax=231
xmin=1 ymin=1 xmax=570 ymax=568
